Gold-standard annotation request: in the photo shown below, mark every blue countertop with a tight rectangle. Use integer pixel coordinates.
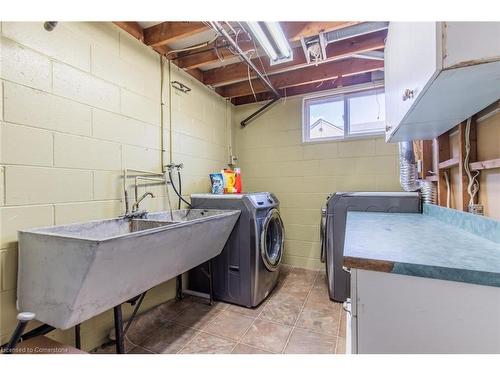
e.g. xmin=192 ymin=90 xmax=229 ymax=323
xmin=343 ymin=205 xmax=500 ymax=287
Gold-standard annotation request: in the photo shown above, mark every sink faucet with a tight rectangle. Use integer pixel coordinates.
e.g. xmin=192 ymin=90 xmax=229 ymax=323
xmin=132 ymin=192 xmax=154 ymax=213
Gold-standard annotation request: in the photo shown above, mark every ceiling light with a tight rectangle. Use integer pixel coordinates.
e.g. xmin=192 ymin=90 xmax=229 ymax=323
xmin=266 ymin=22 xmax=292 ymax=58
xmin=246 ymin=22 xmax=293 ymax=65
xmin=246 ymin=22 xmax=278 ymax=61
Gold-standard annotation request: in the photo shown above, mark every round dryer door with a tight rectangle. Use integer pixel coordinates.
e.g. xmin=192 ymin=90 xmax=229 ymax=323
xmin=260 ymin=208 xmax=284 ymax=271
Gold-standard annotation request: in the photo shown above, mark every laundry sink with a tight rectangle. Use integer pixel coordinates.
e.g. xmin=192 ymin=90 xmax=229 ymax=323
xmin=17 ymin=209 xmax=240 ymax=330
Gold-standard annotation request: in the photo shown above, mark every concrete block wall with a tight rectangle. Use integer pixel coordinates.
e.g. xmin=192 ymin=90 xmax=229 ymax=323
xmin=233 ymin=97 xmax=401 ymax=269
xmin=0 ymin=22 xmax=231 ymax=350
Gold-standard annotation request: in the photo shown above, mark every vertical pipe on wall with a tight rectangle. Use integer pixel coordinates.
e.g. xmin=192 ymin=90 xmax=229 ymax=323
xmin=168 ymin=60 xmax=173 ymax=166
xmin=160 ymin=56 xmax=174 ymax=173
xmin=160 ymin=55 xmax=165 ymax=171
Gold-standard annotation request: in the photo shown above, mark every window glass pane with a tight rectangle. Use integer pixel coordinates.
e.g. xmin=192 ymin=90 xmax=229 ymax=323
xmin=308 ymin=98 xmax=344 ymax=139
xmin=348 ymin=91 xmax=385 ymax=134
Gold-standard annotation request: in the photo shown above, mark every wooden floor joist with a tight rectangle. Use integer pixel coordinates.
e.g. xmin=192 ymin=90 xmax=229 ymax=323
xmin=218 ymin=58 xmax=383 ymax=98
xmin=230 ymin=72 xmax=375 ymax=105
xmin=282 ymin=21 xmax=361 ymax=41
xmin=143 ymin=22 xmax=209 ymax=48
xmin=113 ymin=22 xmax=144 ymax=41
xmin=204 ymin=30 xmax=387 ymax=87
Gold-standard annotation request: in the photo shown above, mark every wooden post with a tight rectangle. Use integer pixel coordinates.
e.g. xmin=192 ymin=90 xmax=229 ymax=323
xmin=436 ymin=133 xmax=451 ymax=207
xmin=421 ymin=140 xmax=433 ymax=179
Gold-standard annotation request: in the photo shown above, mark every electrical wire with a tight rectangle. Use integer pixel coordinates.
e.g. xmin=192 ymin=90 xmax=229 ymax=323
xmin=247 ymin=54 xmax=258 ymax=101
xmin=464 ymin=117 xmax=480 ymax=208
xmin=444 ymin=170 xmax=451 ymax=208
xmin=164 ymin=33 xmax=218 ymax=57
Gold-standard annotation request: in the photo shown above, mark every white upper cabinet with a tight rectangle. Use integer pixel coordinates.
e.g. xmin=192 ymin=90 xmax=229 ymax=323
xmin=385 ymin=22 xmax=500 ymax=142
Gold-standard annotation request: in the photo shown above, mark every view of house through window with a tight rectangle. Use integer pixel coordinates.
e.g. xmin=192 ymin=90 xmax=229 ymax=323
xmin=303 ymin=88 xmax=385 ymax=142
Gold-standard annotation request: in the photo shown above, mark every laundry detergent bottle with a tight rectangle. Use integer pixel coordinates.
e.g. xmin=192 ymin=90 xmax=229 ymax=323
xmin=234 ymin=168 xmax=242 ymax=193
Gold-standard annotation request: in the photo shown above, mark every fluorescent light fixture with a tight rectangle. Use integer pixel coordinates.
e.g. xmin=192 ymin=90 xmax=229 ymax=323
xmin=266 ymin=22 xmax=292 ymax=58
xmin=246 ymin=22 xmax=278 ymax=61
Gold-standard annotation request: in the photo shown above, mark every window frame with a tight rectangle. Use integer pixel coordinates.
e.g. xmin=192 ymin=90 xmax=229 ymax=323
xmin=302 ymin=85 xmax=385 ymax=143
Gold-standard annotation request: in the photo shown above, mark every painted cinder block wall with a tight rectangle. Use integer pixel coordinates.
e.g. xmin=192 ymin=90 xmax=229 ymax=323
xmin=0 ymin=22 xmax=232 ymax=349
xmin=233 ymin=97 xmax=401 ymax=269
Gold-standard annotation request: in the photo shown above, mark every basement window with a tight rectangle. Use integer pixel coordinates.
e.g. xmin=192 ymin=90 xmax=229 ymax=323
xmin=302 ymin=88 xmax=385 ymax=142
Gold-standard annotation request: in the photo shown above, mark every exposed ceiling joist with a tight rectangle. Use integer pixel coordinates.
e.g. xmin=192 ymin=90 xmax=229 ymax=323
xmin=203 ymin=29 xmax=387 ymax=87
xmin=176 ymin=40 xmax=255 ymax=69
xmin=218 ymin=58 xmax=384 ymax=98
xmin=282 ymin=21 xmax=361 ymax=41
xmin=144 ymin=22 xmax=209 ymax=47
xmin=231 ymin=72 xmax=377 ymax=105
xmin=113 ymin=22 xmax=144 ymax=41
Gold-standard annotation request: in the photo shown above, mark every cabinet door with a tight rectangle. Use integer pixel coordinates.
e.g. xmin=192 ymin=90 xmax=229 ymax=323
xmin=444 ymin=22 xmax=500 ymax=68
xmin=385 ymin=22 xmax=440 ymax=140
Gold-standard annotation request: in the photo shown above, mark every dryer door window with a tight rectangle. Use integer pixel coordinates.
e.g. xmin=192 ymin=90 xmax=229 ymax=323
xmin=260 ymin=208 xmax=284 ymax=271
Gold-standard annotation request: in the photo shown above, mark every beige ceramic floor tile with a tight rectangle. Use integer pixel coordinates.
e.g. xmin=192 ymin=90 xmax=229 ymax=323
xmin=241 ymin=319 xmax=292 ymax=353
xmin=128 ymin=346 xmax=155 ymax=354
xmin=172 ymin=303 xmax=222 ymax=329
xmin=231 ymin=343 xmax=273 ymax=354
xmin=140 ymin=322 xmax=198 ymax=353
xmin=179 ymin=332 xmax=236 ymax=354
xmin=226 ymin=302 xmax=267 ymax=318
xmin=203 ymin=310 xmax=254 ymax=341
xmin=182 ymin=294 xmax=230 ymax=310
xmin=284 ymin=327 xmax=336 ymax=354
xmin=304 ymin=288 xmax=341 ymax=312
xmin=288 ymin=268 xmax=318 ymax=283
xmin=260 ymin=299 xmax=302 ymax=326
xmin=296 ymin=305 xmax=341 ymax=336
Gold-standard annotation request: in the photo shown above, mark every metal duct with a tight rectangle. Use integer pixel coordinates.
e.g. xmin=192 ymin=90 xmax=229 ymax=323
xmin=324 ymin=22 xmax=389 ymax=44
xmin=399 ymin=142 xmax=420 ymax=192
xmin=399 ymin=141 xmax=436 ymax=204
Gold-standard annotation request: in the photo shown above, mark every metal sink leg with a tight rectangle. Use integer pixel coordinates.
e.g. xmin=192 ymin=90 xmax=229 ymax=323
xmin=176 ymin=275 xmax=183 ymax=301
xmin=113 ymin=305 xmax=125 ymax=354
xmin=75 ymin=324 xmax=81 ymax=350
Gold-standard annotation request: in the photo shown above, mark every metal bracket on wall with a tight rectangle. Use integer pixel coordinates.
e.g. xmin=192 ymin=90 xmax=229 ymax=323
xmin=171 ymin=81 xmax=191 ymax=93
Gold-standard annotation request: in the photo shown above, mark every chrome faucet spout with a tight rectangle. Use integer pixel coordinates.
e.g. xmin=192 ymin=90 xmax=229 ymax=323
xmin=132 ymin=192 xmax=154 ymax=213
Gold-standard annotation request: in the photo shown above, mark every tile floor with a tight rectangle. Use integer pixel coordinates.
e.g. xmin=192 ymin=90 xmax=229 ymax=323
xmin=93 ymin=266 xmax=346 ymax=354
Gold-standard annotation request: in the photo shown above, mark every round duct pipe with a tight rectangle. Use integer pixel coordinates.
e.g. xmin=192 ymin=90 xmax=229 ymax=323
xmin=399 ymin=141 xmax=436 ymax=204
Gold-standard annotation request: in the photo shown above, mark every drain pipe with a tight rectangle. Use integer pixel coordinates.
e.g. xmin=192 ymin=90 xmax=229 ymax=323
xmin=208 ymin=22 xmax=281 ymax=127
xmin=399 ymin=141 xmax=436 ymax=205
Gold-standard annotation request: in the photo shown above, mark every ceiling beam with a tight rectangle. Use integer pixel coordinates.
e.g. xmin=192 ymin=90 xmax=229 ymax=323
xmin=113 ymin=22 xmax=144 ymax=42
xmin=281 ymin=21 xmax=361 ymax=41
xmin=218 ymin=58 xmax=384 ymax=98
xmin=144 ymin=22 xmax=209 ymax=48
xmin=176 ymin=40 xmax=255 ymax=69
xmin=203 ymin=29 xmax=387 ymax=87
xmin=231 ymin=72 xmax=377 ymax=105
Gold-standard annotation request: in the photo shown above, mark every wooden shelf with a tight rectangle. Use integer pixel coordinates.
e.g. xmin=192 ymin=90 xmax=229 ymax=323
xmin=438 ymin=157 xmax=459 ymax=170
xmin=470 ymin=158 xmax=500 ymax=171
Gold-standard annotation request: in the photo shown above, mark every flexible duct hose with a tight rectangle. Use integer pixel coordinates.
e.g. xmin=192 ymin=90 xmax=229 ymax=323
xmin=399 ymin=142 xmax=420 ymax=192
xmin=399 ymin=141 xmax=436 ymax=204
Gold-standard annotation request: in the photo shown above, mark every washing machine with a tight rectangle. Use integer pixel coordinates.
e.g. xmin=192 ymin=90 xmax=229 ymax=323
xmin=189 ymin=193 xmax=284 ymax=308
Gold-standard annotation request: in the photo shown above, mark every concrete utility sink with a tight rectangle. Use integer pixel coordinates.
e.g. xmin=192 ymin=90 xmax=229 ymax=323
xmin=17 ymin=209 xmax=240 ymax=330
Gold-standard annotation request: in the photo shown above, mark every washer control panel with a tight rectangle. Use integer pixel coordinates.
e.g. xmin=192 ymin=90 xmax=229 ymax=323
xmin=247 ymin=193 xmax=276 ymax=208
